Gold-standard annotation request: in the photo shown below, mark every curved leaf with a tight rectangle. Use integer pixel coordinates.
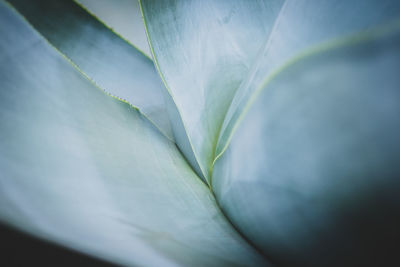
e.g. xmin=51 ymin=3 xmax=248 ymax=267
xmin=217 ymin=0 xmax=400 ymax=159
xmin=7 ymin=0 xmax=173 ymax=140
xmin=140 ymin=0 xmax=285 ymax=182
xmin=0 ymin=3 xmax=268 ymax=266
xmin=212 ymin=24 xmax=400 ymax=266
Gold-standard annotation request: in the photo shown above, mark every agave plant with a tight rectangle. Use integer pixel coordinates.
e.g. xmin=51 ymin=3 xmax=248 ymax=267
xmin=1 ymin=0 xmax=400 ymax=266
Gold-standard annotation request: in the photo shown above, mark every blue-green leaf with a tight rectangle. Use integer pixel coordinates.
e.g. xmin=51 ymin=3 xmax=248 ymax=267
xmin=213 ymin=24 xmax=400 ymax=266
xmin=0 ymin=2 xmax=268 ymax=266
xmin=7 ymin=0 xmax=173 ymax=140
xmin=217 ymin=0 xmax=400 ymax=160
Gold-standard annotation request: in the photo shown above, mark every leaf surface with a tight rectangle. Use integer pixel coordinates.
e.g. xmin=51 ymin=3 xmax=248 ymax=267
xmin=212 ymin=24 xmax=400 ymax=266
xmin=8 ymin=0 xmax=173 ymax=140
xmin=77 ymin=0 xmax=151 ymax=57
xmin=0 ymin=3 xmax=268 ymax=266
xmin=140 ymin=0 xmax=285 ymax=182
xmin=217 ymin=0 xmax=400 ymax=159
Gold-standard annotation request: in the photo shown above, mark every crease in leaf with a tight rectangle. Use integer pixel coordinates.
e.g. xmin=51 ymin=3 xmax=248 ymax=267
xmin=139 ymin=0 xmax=285 ymax=184
xmin=209 ymin=0 xmax=288 ymax=183
xmin=139 ymin=0 xmax=209 ymax=183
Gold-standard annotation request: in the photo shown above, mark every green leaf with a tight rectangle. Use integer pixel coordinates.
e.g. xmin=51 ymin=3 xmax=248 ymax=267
xmin=212 ymin=24 xmax=400 ymax=266
xmin=140 ymin=0 xmax=285 ymax=182
xmin=77 ymin=0 xmax=151 ymax=57
xmin=7 ymin=0 xmax=173 ymax=140
xmin=0 ymin=3 xmax=268 ymax=266
xmin=217 ymin=0 xmax=400 ymax=161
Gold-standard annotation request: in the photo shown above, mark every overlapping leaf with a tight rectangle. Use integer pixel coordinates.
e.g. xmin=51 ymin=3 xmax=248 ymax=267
xmin=8 ymin=0 xmax=173 ymax=140
xmin=3 ymin=0 xmax=400 ymax=266
xmin=140 ymin=0 xmax=285 ymax=182
xmin=0 ymin=2 xmax=268 ymax=266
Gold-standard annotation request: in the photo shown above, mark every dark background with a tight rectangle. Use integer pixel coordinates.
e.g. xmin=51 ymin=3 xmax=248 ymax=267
xmin=0 ymin=223 xmax=117 ymax=266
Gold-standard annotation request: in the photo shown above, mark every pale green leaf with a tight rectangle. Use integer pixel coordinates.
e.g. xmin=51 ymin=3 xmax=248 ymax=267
xmin=213 ymin=24 xmax=400 ymax=266
xmin=0 ymin=3 xmax=268 ymax=266
xmin=140 ymin=0 xmax=285 ymax=182
xmin=8 ymin=0 xmax=173 ymax=140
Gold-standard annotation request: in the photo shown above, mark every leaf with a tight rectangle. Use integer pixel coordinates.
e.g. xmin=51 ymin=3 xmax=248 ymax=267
xmin=212 ymin=23 xmax=400 ymax=266
xmin=7 ymin=0 xmax=173 ymax=140
xmin=77 ymin=0 xmax=151 ymax=57
xmin=0 ymin=3 xmax=268 ymax=266
xmin=140 ymin=0 xmax=286 ymax=182
xmin=217 ymin=0 xmax=400 ymax=160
